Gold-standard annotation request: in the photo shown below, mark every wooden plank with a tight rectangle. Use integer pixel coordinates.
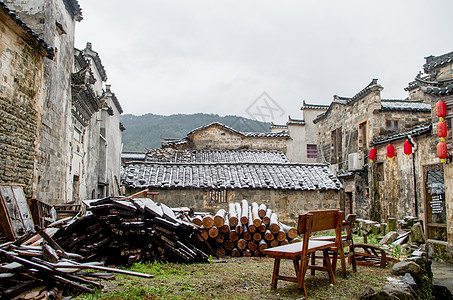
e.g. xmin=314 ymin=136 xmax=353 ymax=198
xmin=0 ymin=186 xmax=25 ymax=240
xmin=12 ymin=186 xmax=34 ymax=234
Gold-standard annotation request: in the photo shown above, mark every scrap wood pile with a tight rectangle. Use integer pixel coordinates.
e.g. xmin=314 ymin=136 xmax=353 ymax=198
xmin=193 ymin=200 xmax=299 ymax=257
xmin=51 ymin=196 xmax=209 ymax=265
xmin=0 ymin=227 xmax=152 ymax=299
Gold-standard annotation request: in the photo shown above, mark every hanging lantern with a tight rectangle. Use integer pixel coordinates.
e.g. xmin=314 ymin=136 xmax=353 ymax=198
xmin=437 ymin=121 xmax=447 ymax=141
xmin=369 ymin=148 xmax=377 ymax=162
xmin=403 ymin=140 xmax=412 ymax=157
xmin=436 ymin=100 xmax=447 ymax=120
xmin=437 ymin=141 xmax=448 ymax=163
xmin=387 ymin=144 xmax=395 ymax=159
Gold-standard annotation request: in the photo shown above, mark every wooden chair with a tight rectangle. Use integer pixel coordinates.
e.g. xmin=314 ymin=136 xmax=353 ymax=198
xmin=310 ymin=214 xmax=357 ymax=277
xmin=264 ymin=210 xmax=343 ymax=297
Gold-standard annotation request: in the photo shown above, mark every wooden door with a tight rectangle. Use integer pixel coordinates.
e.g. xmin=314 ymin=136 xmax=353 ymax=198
xmin=424 ymin=164 xmax=447 ymax=241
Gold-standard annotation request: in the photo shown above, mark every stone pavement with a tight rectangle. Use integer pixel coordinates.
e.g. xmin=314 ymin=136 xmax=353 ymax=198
xmin=432 ymin=260 xmax=453 ymax=293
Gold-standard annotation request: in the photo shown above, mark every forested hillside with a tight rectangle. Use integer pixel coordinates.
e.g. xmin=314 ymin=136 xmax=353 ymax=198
xmin=121 ymin=113 xmax=271 ymax=151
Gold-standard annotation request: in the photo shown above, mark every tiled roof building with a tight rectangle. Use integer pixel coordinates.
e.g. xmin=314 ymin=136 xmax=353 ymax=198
xmin=161 ymin=122 xmax=289 ymax=153
xmin=122 ymin=149 xmax=342 ymax=224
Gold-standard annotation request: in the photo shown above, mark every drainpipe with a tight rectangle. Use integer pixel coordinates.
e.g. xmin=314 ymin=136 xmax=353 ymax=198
xmin=408 ymin=135 xmax=418 ymax=216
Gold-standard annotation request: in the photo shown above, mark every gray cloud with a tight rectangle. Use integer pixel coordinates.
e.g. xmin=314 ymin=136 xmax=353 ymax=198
xmin=75 ymin=0 xmax=453 ymax=123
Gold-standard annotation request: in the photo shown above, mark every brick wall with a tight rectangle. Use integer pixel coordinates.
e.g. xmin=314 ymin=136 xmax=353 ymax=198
xmin=126 ymin=187 xmax=340 ymax=226
xmin=6 ymin=0 xmax=78 ymax=204
xmin=0 ymin=15 xmax=45 ymax=198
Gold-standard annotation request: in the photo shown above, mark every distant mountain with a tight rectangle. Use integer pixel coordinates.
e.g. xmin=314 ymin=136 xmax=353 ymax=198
xmin=120 ymin=113 xmax=272 ymax=152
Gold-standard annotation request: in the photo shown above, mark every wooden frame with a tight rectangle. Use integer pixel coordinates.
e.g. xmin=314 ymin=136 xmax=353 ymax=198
xmin=264 ymin=210 xmax=343 ymax=297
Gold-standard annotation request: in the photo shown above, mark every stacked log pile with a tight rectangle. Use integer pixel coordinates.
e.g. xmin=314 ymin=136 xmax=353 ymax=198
xmin=194 ymin=200 xmax=299 ymax=257
xmin=51 ymin=197 xmax=209 ymax=265
xmin=0 ymin=228 xmax=152 ymax=299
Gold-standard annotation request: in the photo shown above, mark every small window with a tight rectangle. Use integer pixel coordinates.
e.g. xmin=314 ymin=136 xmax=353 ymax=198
xmin=307 ymin=144 xmax=317 ymax=159
xmin=204 ymin=189 xmax=227 ymax=203
xmin=358 ymin=121 xmax=367 ymax=149
xmin=385 ymin=119 xmax=400 ymax=131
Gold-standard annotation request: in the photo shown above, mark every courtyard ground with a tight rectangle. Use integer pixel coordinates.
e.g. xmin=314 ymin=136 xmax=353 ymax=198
xmin=76 ymin=256 xmax=394 ymax=300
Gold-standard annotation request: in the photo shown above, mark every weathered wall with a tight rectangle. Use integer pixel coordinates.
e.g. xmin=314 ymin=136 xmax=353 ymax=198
xmin=102 ymin=90 xmax=123 ymax=197
xmin=6 ymin=0 xmax=78 ymax=204
xmin=316 ymin=90 xmax=382 ymax=168
xmin=186 ymin=124 xmax=287 ymax=153
xmin=373 ymin=133 xmax=438 ymax=222
xmin=285 ymin=124 xmax=304 ymax=162
xmin=0 ymin=14 xmax=45 ymax=198
xmin=126 ymin=187 xmax=341 ymax=225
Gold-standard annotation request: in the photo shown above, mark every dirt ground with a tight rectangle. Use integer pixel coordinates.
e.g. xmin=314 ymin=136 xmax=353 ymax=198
xmin=80 ymin=256 xmax=394 ymax=300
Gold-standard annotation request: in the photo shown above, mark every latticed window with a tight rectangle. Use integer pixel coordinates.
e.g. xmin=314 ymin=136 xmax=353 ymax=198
xmin=307 ymin=144 xmax=317 ymax=159
xmin=205 ymin=189 xmax=227 ymax=203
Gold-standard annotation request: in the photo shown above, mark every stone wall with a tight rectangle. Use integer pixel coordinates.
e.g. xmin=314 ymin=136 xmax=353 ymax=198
xmin=126 ymin=187 xmax=341 ymax=225
xmin=6 ymin=0 xmax=79 ymax=204
xmin=316 ymin=89 xmax=382 ymax=168
xmin=186 ymin=124 xmax=287 ymax=153
xmin=373 ymin=133 xmax=439 ymax=222
xmin=0 ymin=16 xmax=46 ymax=198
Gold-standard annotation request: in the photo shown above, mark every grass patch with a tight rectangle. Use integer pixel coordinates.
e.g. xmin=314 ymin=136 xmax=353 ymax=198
xmin=74 ymin=257 xmax=392 ymax=300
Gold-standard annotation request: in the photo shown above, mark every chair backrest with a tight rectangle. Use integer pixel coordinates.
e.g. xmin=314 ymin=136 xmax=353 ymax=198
xmin=298 ymin=209 xmax=343 ymax=235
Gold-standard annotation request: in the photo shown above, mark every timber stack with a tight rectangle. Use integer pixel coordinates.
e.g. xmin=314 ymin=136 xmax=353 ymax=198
xmin=51 ymin=196 xmax=210 ymax=265
xmin=0 ymin=227 xmax=153 ymax=299
xmin=194 ymin=200 xmax=299 ymax=257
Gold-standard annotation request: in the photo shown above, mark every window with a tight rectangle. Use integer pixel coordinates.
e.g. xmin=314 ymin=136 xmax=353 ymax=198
xmin=358 ymin=121 xmax=367 ymax=149
xmin=204 ymin=189 xmax=227 ymax=203
xmin=331 ymin=128 xmax=342 ymax=164
xmin=307 ymin=144 xmax=317 ymax=159
xmin=385 ymin=119 xmax=400 ymax=131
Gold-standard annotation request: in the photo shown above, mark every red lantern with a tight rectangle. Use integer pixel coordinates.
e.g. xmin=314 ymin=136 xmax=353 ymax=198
xmin=369 ymin=148 xmax=377 ymax=162
xmin=436 ymin=101 xmax=447 ymax=120
xmin=437 ymin=121 xmax=447 ymax=141
xmin=387 ymin=144 xmax=395 ymax=159
xmin=437 ymin=141 xmax=448 ymax=163
xmin=403 ymin=140 xmax=412 ymax=157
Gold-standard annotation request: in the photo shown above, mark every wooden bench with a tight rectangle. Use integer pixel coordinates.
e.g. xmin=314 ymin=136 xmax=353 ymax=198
xmin=264 ymin=210 xmax=343 ymax=297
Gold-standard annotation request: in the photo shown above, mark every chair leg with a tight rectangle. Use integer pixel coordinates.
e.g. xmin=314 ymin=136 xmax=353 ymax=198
xmin=271 ymin=258 xmax=281 ymax=290
xmin=293 ymin=259 xmax=300 ymax=276
xmin=350 ymin=244 xmax=357 ymax=272
xmin=323 ymin=250 xmax=336 ymax=285
xmin=310 ymin=252 xmax=316 ymax=276
xmin=338 ymin=245 xmax=347 ymax=278
xmin=298 ymin=254 xmax=309 ymax=298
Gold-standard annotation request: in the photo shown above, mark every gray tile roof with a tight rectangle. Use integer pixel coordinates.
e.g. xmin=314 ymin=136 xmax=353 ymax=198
xmin=372 ymin=123 xmax=432 ymax=145
xmin=380 ymin=100 xmax=431 ymax=112
xmin=287 ymin=116 xmax=304 ymax=125
xmin=314 ymin=79 xmax=383 ymax=123
xmin=424 ymin=51 xmax=453 ymax=73
xmin=188 ymin=122 xmax=289 ymax=138
xmin=121 ymin=152 xmax=147 ymax=161
xmin=422 ymin=85 xmax=453 ymax=96
xmin=122 ymin=162 xmax=343 ymax=191
xmin=145 ymin=149 xmax=290 ymax=163
xmin=301 ymin=101 xmax=329 ymax=110
xmin=1 ymin=2 xmax=54 ymax=59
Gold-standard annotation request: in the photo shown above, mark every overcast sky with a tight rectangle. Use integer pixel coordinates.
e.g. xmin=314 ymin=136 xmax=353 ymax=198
xmin=75 ymin=0 xmax=453 ymax=124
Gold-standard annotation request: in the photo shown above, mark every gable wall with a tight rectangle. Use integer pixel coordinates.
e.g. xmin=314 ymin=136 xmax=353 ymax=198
xmin=187 ymin=124 xmax=287 ymax=152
